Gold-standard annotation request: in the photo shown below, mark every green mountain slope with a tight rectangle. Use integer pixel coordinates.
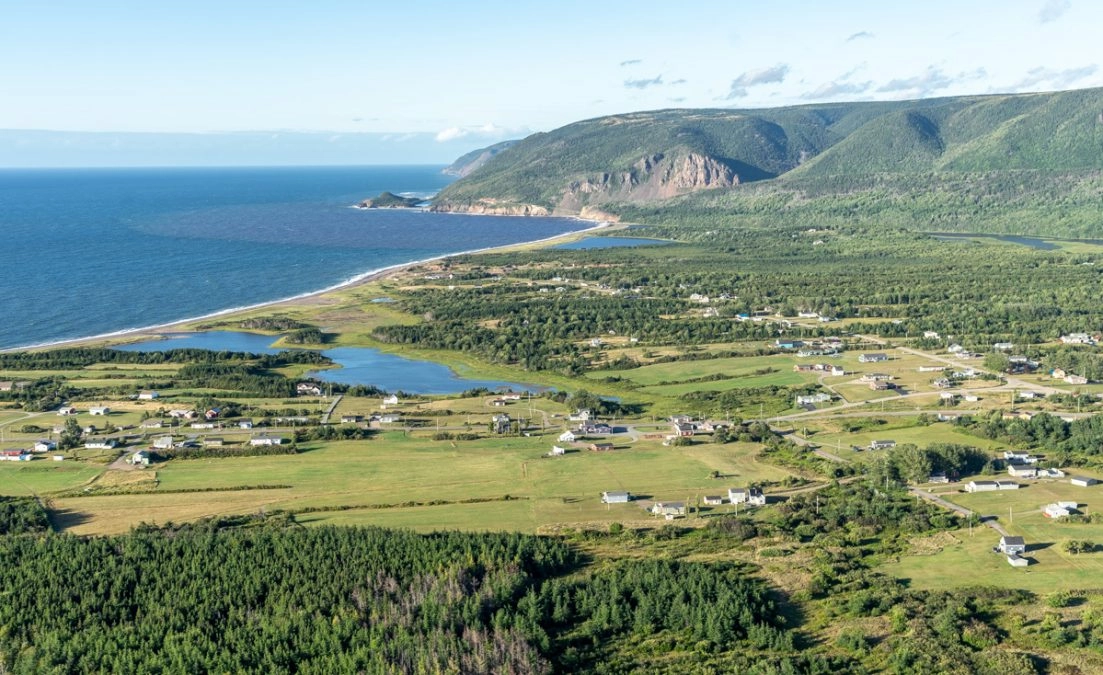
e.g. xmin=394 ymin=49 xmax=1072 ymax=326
xmin=432 ymin=87 xmax=1103 ymax=231
xmin=442 ymin=140 xmax=518 ymax=177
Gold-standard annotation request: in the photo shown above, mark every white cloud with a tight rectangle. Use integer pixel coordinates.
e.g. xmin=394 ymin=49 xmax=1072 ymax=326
xmin=619 ymin=58 xmax=642 ymax=67
xmin=1002 ymin=64 xmax=1098 ymax=91
xmin=434 ymin=123 xmax=518 ymax=143
xmin=624 ymin=75 xmax=664 ymax=90
xmin=434 ymin=127 xmax=466 ymax=142
xmin=726 ymin=63 xmax=790 ymax=99
xmin=877 ymin=66 xmax=986 ymax=97
xmin=1038 ymin=0 xmax=1071 ymax=23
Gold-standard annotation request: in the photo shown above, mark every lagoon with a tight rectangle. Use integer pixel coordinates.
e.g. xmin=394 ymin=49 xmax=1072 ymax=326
xmin=115 ymin=331 xmax=543 ymax=394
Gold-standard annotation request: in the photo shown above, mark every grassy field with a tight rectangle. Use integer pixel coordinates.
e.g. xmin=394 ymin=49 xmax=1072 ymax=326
xmin=793 ymin=419 xmax=1005 ymax=460
xmin=0 ymin=461 xmax=104 ymax=495
xmin=46 ymin=434 xmax=793 ymax=535
xmin=889 ymin=476 xmax=1103 ymax=591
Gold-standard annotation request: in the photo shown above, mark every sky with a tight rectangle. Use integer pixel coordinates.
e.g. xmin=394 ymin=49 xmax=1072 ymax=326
xmin=2 ymin=0 xmax=1100 ymax=166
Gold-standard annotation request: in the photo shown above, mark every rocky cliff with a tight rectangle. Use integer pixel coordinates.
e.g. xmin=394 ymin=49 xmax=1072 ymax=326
xmin=428 ymin=199 xmax=551 ymax=216
xmin=554 ymin=152 xmax=739 ymax=212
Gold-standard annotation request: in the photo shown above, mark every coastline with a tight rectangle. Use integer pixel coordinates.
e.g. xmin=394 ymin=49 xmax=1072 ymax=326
xmin=6 ymin=217 xmax=619 ymax=353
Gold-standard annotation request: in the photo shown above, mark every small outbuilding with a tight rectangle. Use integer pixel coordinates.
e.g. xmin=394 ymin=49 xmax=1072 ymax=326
xmin=601 ymin=491 xmax=631 ymax=504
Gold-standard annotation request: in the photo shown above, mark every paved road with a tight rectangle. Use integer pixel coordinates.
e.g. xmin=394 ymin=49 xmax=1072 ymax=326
xmin=319 ymin=395 xmax=343 ymax=425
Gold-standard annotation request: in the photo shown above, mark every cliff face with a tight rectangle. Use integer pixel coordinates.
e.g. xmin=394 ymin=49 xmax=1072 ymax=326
xmin=554 ymin=152 xmax=739 ymax=212
xmin=428 ymin=200 xmax=551 ymax=216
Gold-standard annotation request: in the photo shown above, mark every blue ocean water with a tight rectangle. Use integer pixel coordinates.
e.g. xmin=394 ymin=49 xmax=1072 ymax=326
xmin=0 ymin=166 xmax=590 ymax=349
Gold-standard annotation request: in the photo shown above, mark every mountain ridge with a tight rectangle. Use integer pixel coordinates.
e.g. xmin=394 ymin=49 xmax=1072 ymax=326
xmin=431 ymin=87 xmax=1103 ymax=231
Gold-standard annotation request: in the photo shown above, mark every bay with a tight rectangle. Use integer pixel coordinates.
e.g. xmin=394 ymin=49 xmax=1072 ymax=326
xmin=0 ymin=166 xmax=590 ymax=349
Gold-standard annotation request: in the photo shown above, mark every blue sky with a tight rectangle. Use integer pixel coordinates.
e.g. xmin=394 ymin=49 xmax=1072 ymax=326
xmin=2 ymin=0 xmax=1099 ymax=165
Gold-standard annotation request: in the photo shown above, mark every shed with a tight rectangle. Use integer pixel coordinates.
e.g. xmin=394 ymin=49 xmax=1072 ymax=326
xmin=702 ymin=495 xmax=725 ymax=506
xmin=601 ymin=491 xmax=630 ymax=504
xmin=1071 ymin=476 xmax=1099 ymax=487
xmin=1007 ymin=554 xmax=1030 ymax=567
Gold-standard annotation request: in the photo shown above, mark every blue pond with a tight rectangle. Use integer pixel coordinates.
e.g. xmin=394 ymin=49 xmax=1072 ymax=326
xmin=553 ymin=236 xmax=673 ymax=250
xmin=115 ymin=331 xmax=543 ymax=395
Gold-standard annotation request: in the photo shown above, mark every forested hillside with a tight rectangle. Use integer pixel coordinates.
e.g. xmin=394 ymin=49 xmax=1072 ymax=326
xmin=435 ymin=87 xmax=1103 ymax=236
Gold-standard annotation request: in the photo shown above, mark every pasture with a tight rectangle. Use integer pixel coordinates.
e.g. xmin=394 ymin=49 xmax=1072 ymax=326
xmin=45 ymin=434 xmax=793 ymax=535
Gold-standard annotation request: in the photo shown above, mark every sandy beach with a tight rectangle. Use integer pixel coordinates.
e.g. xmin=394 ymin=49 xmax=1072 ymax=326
xmin=8 ymin=217 xmax=619 ymax=353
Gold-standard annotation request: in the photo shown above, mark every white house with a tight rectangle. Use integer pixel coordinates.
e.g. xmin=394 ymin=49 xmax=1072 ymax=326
xmin=859 ymin=353 xmax=888 ymax=363
xmin=998 ymin=536 xmax=1027 ymax=555
xmin=702 ymin=495 xmax=725 ymax=505
xmin=1061 ymin=333 xmax=1095 ymax=345
xmin=568 ymin=409 xmax=593 ymax=422
xmin=1003 ymin=451 xmax=1037 ymax=464
xmin=1065 ymin=374 xmax=1089 ymax=385
xmin=89 ymin=406 xmax=110 ymax=416
xmin=137 ymin=390 xmax=159 ymax=400
xmin=993 ymin=342 xmax=1014 ymax=351
xmin=923 ymin=331 xmax=940 ymax=339
xmin=140 ymin=419 xmax=165 ymax=429
xmin=0 ymin=450 xmax=31 ymax=462
xmin=250 ymin=434 xmax=288 ymax=446
xmin=1044 ymin=502 xmax=1077 ymax=518
xmin=651 ymin=501 xmax=687 ymax=517
xmin=966 ymin=480 xmax=999 ymax=493
xmin=83 ymin=438 xmax=116 ymax=449
xmin=297 ymin=383 xmax=323 ymax=396
xmin=558 ymin=430 xmax=577 ymax=443
xmin=728 ymin=487 xmax=765 ymax=505
xmin=128 ymin=450 xmax=151 ymax=466
xmin=869 ymin=440 xmax=897 ymax=450
xmin=1007 ymin=463 xmax=1037 ymax=479
xmin=57 ymin=406 xmax=77 ymax=416
xmin=33 ymin=440 xmax=56 ymax=453
xmin=601 ymin=491 xmax=630 ymax=504
xmin=382 ymin=394 xmax=399 ymax=407
xmin=153 ymin=435 xmax=175 ymax=450
xmin=795 ymin=393 xmax=832 ymax=406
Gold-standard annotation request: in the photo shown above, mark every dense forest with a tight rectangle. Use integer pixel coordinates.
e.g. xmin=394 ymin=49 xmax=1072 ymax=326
xmin=0 ymin=517 xmax=804 ymax=674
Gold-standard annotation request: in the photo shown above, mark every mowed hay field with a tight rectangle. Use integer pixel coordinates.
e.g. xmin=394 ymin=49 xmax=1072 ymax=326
xmin=47 ymin=434 xmax=794 ymax=535
xmin=889 ymin=476 xmax=1103 ymax=591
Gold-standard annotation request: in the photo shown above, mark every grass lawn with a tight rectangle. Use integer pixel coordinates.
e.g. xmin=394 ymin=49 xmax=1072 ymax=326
xmin=887 ymin=477 xmax=1103 ymax=591
xmin=0 ymin=461 xmax=103 ymax=495
xmin=588 ymin=354 xmax=811 ymax=388
xmin=795 ymin=420 xmax=1004 ymax=460
xmin=46 ymin=434 xmax=793 ymax=535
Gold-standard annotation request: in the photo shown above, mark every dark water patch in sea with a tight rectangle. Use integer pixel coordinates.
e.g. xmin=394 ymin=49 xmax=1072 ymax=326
xmin=0 ymin=166 xmax=591 ymax=350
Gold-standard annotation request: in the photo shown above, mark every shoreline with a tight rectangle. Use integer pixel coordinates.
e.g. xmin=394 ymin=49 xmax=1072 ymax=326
xmin=5 ymin=217 xmax=619 ymax=353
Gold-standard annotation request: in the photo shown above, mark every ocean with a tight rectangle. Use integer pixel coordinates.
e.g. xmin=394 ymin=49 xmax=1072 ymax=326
xmin=0 ymin=166 xmax=590 ymax=350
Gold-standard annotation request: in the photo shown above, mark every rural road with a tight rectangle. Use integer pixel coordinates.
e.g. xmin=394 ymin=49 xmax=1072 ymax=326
xmin=319 ymin=395 xmax=343 ymax=425
xmin=909 ymin=486 xmax=1009 ymax=536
